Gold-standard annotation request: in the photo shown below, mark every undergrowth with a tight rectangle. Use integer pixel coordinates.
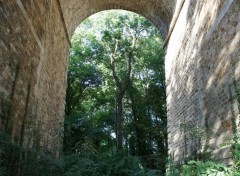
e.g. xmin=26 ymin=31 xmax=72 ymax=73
xmin=0 ymin=132 xmax=162 ymax=176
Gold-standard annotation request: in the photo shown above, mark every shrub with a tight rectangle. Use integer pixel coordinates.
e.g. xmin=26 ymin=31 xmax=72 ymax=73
xmin=182 ymin=160 xmax=232 ymax=176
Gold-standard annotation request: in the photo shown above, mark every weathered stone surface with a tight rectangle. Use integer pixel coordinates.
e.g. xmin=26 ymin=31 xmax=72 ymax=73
xmin=0 ymin=0 xmax=68 ymax=156
xmin=60 ymin=0 xmax=176 ymax=38
xmin=0 ymin=0 xmax=239 ymax=162
xmin=166 ymin=0 xmax=240 ymax=163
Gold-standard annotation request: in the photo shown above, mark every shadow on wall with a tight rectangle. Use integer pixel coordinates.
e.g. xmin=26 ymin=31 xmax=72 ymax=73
xmin=167 ymin=0 xmax=240 ymax=164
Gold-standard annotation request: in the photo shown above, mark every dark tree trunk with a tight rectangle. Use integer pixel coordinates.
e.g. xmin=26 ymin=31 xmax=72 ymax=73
xmin=129 ymin=87 xmax=145 ymax=156
xmin=116 ymin=93 xmax=124 ymax=152
xmin=110 ymin=40 xmax=133 ymax=153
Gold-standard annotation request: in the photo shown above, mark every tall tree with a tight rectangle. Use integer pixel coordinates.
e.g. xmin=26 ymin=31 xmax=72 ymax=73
xmin=98 ymin=12 xmax=158 ymax=151
xmin=64 ymin=10 xmax=167 ymax=172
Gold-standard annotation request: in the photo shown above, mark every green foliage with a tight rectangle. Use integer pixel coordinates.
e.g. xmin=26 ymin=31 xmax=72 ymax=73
xmin=166 ymin=159 xmax=233 ymax=176
xmin=64 ymin=9 xmax=167 ymax=174
xmin=166 ymin=156 xmax=181 ymax=176
xmin=1 ymin=139 xmax=163 ymax=176
xmin=182 ymin=160 xmax=232 ymax=176
xmin=179 ymin=122 xmax=206 ymax=140
xmin=0 ymin=132 xmax=65 ymax=176
xmin=231 ymin=76 xmax=240 ymax=175
xmin=179 ymin=121 xmax=214 ymax=161
xmin=63 ymin=153 xmax=162 ymax=176
xmin=232 ymin=135 xmax=240 ymax=175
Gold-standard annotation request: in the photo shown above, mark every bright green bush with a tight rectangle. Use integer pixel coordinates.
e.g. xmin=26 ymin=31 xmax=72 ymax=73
xmin=232 ymin=134 xmax=240 ymax=176
xmin=182 ymin=160 xmax=232 ymax=176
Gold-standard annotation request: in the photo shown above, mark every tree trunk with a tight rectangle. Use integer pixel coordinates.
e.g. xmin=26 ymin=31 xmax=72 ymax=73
xmin=116 ymin=93 xmax=124 ymax=152
xmin=129 ymin=87 xmax=143 ymax=156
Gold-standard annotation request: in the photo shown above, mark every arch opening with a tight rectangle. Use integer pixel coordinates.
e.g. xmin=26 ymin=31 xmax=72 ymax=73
xmin=64 ymin=10 xmax=168 ymax=174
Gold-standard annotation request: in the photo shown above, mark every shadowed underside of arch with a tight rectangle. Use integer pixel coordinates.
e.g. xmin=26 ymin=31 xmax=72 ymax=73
xmin=60 ymin=0 xmax=176 ymax=38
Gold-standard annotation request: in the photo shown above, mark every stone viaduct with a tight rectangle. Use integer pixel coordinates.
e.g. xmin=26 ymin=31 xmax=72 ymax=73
xmin=0 ymin=0 xmax=239 ymax=163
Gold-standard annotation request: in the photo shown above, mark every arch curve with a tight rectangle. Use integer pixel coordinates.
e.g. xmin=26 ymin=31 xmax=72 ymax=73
xmin=59 ymin=0 xmax=176 ymax=38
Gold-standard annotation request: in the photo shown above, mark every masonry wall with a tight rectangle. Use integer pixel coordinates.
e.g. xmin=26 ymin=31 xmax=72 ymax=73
xmin=0 ymin=0 xmax=69 ymax=156
xmin=166 ymin=0 xmax=240 ymax=163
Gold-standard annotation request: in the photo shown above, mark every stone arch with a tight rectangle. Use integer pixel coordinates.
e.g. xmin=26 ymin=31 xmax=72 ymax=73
xmin=60 ymin=0 xmax=176 ymax=38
